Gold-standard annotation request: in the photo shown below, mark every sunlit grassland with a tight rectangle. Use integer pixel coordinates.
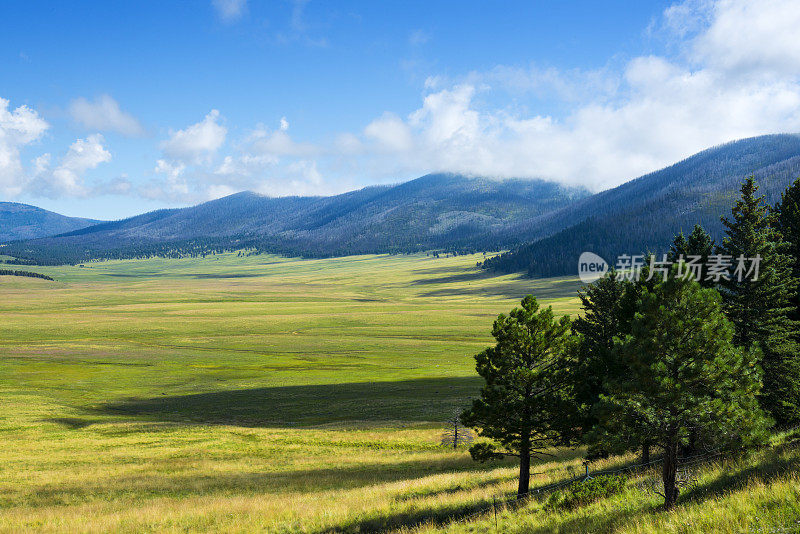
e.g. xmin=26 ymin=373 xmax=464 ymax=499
xmin=420 ymin=431 xmax=800 ymax=534
xmin=0 ymin=252 xmax=583 ymax=532
xmin=4 ymin=253 xmax=796 ymax=532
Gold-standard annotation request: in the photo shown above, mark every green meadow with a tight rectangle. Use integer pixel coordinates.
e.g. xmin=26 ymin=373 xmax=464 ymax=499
xmin=1 ymin=253 xmax=798 ymax=533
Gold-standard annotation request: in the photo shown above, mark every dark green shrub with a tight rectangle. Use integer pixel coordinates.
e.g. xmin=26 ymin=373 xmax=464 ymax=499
xmin=544 ymin=474 xmax=626 ymax=510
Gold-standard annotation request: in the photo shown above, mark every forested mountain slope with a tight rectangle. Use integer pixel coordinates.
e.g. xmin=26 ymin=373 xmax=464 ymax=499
xmin=0 ymin=203 xmax=102 ymax=242
xmin=483 ymin=134 xmax=800 ymax=276
xmin=5 ymin=174 xmax=588 ymax=264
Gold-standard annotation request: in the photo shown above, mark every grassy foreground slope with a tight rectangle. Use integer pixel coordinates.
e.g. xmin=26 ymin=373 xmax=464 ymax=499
xmin=0 ymin=253 xmax=581 ymax=532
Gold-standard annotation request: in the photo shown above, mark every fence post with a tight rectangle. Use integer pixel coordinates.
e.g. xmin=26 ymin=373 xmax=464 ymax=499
xmin=493 ymin=496 xmax=498 ymax=531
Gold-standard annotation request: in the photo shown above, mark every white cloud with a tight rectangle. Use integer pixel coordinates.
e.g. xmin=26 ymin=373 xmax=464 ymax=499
xmin=144 ymin=159 xmax=190 ymax=201
xmin=48 ymin=0 xmax=800 ymax=204
xmin=249 ymin=122 xmax=317 ymax=157
xmin=212 ymin=0 xmax=246 ymax=22
xmin=692 ymin=0 xmax=800 ymax=75
xmin=338 ymin=0 xmax=800 ymax=190
xmin=155 ymin=159 xmax=186 ymax=181
xmin=0 ymin=98 xmax=49 ymax=196
xmin=69 ymin=95 xmax=145 ymax=137
xmin=31 ymin=134 xmax=112 ymax=197
xmin=364 ymin=112 xmax=413 ymax=152
xmin=161 ymin=110 xmax=226 ymax=164
xmin=206 ymin=183 xmax=238 ymax=199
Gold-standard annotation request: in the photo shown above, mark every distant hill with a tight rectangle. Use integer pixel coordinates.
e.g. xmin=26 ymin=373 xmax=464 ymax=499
xmin=0 ymin=203 xmax=102 ymax=243
xmin=4 ymin=174 xmax=589 ymax=264
xmin=483 ymin=134 xmax=800 ymax=277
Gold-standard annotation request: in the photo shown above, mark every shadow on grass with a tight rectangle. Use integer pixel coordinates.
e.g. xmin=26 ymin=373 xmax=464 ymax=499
xmin=2 ymin=454 xmax=513 ymax=509
xmin=45 ymin=417 xmax=95 ymax=429
xmin=518 ymin=504 xmax=655 ymax=534
xmin=94 ymin=377 xmax=483 ymax=428
xmin=419 ymin=277 xmax=583 ymax=300
xmin=680 ymin=446 xmax=800 ymax=504
xmin=411 ymin=269 xmax=497 ymax=286
xmin=391 ymin=475 xmax=514 ymax=502
xmin=316 ymin=498 xmax=506 ymax=534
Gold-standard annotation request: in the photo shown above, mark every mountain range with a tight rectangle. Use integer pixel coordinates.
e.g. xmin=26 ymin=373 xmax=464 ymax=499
xmin=0 ymin=203 xmax=102 ymax=243
xmin=1 ymin=175 xmax=588 ymax=264
xmin=4 ymin=134 xmax=800 ymax=275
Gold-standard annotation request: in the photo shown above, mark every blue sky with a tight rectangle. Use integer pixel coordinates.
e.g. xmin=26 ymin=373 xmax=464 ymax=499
xmin=2 ymin=0 xmax=800 ymax=219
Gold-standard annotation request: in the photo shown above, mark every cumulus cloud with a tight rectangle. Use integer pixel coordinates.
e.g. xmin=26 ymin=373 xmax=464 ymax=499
xmin=249 ymin=121 xmax=318 ymax=157
xmin=341 ymin=0 xmax=800 ymax=190
xmin=31 ymin=134 xmax=112 ymax=197
xmin=69 ymin=95 xmax=145 ymax=137
xmin=364 ymin=112 xmax=413 ymax=152
xmin=54 ymin=0 xmax=800 ymax=204
xmin=212 ymin=0 xmax=246 ymax=23
xmin=0 ymin=98 xmax=49 ymax=196
xmin=691 ymin=0 xmax=800 ymax=75
xmin=160 ymin=110 xmax=226 ymax=164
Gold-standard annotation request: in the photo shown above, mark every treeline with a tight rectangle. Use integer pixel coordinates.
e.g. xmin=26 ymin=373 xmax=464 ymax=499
xmin=2 ymin=232 xmax=501 ymax=266
xmin=461 ymin=176 xmax=800 ymax=510
xmin=0 ymin=269 xmax=54 ymax=281
xmin=1 ymin=174 xmax=575 ymax=265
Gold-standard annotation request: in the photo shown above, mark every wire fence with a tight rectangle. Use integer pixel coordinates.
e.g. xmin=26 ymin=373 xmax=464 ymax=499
xmin=441 ymin=429 xmax=800 ymax=531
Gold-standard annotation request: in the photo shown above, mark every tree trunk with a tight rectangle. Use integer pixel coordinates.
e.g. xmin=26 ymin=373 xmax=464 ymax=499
xmin=642 ymin=442 xmax=650 ymax=464
xmin=517 ymin=436 xmax=530 ymax=499
xmin=662 ymin=438 xmax=679 ymax=509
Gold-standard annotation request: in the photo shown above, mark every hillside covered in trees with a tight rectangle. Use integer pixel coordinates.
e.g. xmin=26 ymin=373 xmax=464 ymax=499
xmin=483 ymin=134 xmax=800 ymax=276
xmin=3 ymin=174 xmax=588 ymax=264
xmin=0 ymin=202 xmax=102 ymax=242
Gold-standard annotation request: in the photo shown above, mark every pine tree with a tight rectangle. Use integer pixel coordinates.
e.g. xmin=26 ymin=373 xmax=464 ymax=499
xmin=668 ymin=224 xmax=715 ymax=288
xmin=461 ymin=295 xmax=575 ymax=499
xmin=569 ymin=272 xmax=637 ymax=457
xmin=774 ymin=178 xmax=800 ymax=322
xmin=668 ymin=231 xmax=689 ymax=260
xmin=718 ymin=177 xmax=800 ymax=426
xmin=594 ymin=273 xmax=768 ymax=509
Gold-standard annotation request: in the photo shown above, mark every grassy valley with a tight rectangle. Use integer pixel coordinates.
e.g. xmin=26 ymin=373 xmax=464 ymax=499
xmin=1 ymin=253 xmax=797 ymax=532
xmin=0 ymin=253 xmax=580 ymax=532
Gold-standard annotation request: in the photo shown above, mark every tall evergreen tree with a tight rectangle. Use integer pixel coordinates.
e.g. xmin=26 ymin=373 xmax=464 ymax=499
xmin=461 ymin=295 xmax=575 ymax=499
xmin=669 ymin=231 xmax=689 ymax=260
xmin=569 ymin=273 xmax=637 ymax=456
xmin=668 ymin=224 xmax=715 ymax=288
xmin=717 ymin=177 xmax=800 ymax=426
xmin=594 ymin=273 xmax=768 ymax=509
xmin=774 ymin=178 xmax=800 ymax=322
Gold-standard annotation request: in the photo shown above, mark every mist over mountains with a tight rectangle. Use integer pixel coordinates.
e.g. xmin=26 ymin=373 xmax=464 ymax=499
xmin=484 ymin=134 xmax=800 ymax=276
xmin=4 ymin=134 xmax=800 ymax=276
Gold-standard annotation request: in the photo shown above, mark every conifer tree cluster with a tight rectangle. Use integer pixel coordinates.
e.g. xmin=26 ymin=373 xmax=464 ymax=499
xmin=462 ymin=175 xmax=800 ymax=510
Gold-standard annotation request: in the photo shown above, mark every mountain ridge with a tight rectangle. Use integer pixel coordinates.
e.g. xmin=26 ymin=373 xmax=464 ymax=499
xmin=0 ymin=202 xmax=103 ymax=243
xmin=483 ymin=134 xmax=800 ymax=276
xmin=4 ymin=174 xmax=588 ymax=264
